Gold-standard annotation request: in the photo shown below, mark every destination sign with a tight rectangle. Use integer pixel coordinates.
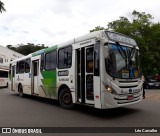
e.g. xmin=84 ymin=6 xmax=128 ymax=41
xmin=106 ymin=31 xmax=137 ymax=46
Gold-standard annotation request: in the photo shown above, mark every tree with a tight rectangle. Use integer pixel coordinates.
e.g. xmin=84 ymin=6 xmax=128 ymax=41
xmin=107 ymin=10 xmax=160 ymax=75
xmin=90 ymin=10 xmax=160 ymax=75
xmin=6 ymin=43 xmax=48 ymax=55
xmin=0 ymin=1 xmax=6 ymax=13
xmin=90 ymin=26 xmax=105 ymax=33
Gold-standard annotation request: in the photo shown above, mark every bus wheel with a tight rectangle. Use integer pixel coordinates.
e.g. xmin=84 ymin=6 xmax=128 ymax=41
xmin=19 ymin=85 xmax=24 ymax=98
xmin=59 ymin=88 xmax=75 ymax=109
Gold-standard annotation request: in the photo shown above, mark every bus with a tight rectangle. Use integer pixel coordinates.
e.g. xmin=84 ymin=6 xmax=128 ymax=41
xmin=8 ymin=30 xmax=143 ymax=109
xmin=0 ymin=68 xmax=9 ymax=87
xmin=0 ymin=45 xmax=24 ymax=87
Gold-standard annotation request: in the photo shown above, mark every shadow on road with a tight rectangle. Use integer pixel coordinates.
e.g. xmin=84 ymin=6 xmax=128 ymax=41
xmin=73 ymin=105 xmax=140 ymax=119
xmin=10 ymin=92 xmax=140 ymax=119
xmin=13 ymin=93 xmax=60 ymax=107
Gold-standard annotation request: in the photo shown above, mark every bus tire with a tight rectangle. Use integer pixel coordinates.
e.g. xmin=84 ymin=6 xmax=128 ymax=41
xmin=59 ymin=88 xmax=75 ymax=110
xmin=19 ymin=85 xmax=24 ymax=98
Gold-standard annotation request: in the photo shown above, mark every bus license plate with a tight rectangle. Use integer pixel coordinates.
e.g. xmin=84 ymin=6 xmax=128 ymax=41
xmin=127 ymin=95 xmax=134 ymax=100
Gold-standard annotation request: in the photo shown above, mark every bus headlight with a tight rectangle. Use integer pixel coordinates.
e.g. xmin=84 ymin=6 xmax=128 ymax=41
xmin=105 ymin=85 xmax=113 ymax=93
xmin=105 ymin=85 xmax=112 ymax=93
xmin=105 ymin=85 xmax=117 ymax=94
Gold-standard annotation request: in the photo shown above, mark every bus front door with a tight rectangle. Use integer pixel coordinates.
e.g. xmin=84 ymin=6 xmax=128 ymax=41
xmin=77 ymin=46 xmax=94 ymax=105
xmin=32 ymin=60 xmax=39 ymax=95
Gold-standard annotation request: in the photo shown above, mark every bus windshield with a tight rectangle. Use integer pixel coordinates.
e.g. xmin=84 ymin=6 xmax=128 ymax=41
xmin=105 ymin=43 xmax=142 ymax=79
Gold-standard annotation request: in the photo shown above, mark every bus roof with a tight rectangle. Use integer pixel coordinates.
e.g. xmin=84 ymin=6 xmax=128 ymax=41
xmin=10 ymin=30 xmax=137 ymax=63
xmin=11 ymin=54 xmax=32 ymax=63
xmin=17 ymin=30 xmax=105 ymax=59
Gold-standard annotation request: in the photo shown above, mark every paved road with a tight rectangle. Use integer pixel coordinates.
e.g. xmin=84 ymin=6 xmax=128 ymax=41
xmin=145 ymin=89 xmax=160 ymax=101
xmin=0 ymin=88 xmax=160 ymax=135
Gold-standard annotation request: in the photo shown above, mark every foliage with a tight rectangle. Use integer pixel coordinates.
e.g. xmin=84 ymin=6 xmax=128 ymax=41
xmin=90 ymin=10 xmax=160 ymax=76
xmin=90 ymin=26 xmax=105 ymax=33
xmin=0 ymin=1 xmax=6 ymax=13
xmin=6 ymin=43 xmax=48 ymax=56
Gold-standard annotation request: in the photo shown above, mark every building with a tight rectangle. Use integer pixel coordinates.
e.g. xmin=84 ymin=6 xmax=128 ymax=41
xmin=0 ymin=45 xmax=24 ymax=70
xmin=0 ymin=45 xmax=24 ymax=87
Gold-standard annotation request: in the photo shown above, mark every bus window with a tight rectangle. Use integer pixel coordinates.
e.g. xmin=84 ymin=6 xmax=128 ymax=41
xmin=34 ymin=62 xmax=38 ymax=76
xmin=19 ymin=61 xmax=25 ymax=73
xmin=94 ymin=42 xmax=100 ymax=76
xmin=25 ymin=58 xmax=31 ymax=73
xmin=58 ymin=48 xmax=64 ymax=69
xmin=58 ymin=46 xmax=72 ymax=69
xmin=50 ymin=51 xmax=57 ymax=70
xmin=9 ymin=64 xmax=11 ymax=75
xmin=40 ymin=54 xmax=44 ymax=70
xmin=16 ymin=62 xmax=19 ymax=74
xmin=0 ymin=70 xmax=8 ymax=77
xmin=86 ymin=48 xmax=94 ymax=73
xmin=45 ymin=51 xmax=57 ymax=70
xmin=12 ymin=66 xmax=15 ymax=77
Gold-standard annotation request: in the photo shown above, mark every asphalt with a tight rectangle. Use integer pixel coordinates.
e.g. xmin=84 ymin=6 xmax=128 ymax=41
xmin=0 ymin=88 xmax=160 ymax=135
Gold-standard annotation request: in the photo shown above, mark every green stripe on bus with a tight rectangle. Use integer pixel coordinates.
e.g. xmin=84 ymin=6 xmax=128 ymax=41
xmin=41 ymin=70 xmax=57 ymax=97
xmin=44 ymin=45 xmax=58 ymax=53
xmin=32 ymin=45 xmax=58 ymax=57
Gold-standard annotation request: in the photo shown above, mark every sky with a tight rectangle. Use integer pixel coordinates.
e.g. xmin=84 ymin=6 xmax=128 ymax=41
xmin=0 ymin=0 xmax=160 ymax=47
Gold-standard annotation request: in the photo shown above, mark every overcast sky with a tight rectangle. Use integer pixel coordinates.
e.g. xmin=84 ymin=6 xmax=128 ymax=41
xmin=0 ymin=0 xmax=160 ymax=47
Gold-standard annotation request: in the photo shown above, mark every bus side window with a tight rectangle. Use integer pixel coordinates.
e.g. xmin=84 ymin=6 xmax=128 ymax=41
xmin=0 ymin=70 xmax=8 ymax=78
xmin=19 ymin=61 xmax=25 ymax=73
xmin=34 ymin=62 xmax=38 ymax=76
xmin=64 ymin=46 xmax=72 ymax=67
xmin=58 ymin=48 xmax=64 ymax=69
xmin=86 ymin=47 xmax=94 ymax=73
xmin=58 ymin=46 xmax=72 ymax=69
xmin=9 ymin=64 xmax=11 ymax=75
xmin=94 ymin=42 xmax=100 ymax=76
xmin=12 ymin=67 xmax=15 ymax=77
xmin=16 ymin=62 xmax=19 ymax=74
xmin=25 ymin=58 xmax=31 ymax=73
xmin=45 ymin=51 xmax=57 ymax=70
xmin=50 ymin=51 xmax=57 ymax=70
xmin=41 ymin=54 xmax=44 ymax=70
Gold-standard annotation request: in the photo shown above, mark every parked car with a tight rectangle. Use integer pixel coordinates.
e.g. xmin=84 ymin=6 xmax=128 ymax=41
xmin=144 ymin=78 xmax=160 ymax=89
xmin=154 ymin=75 xmax=160 ymax=82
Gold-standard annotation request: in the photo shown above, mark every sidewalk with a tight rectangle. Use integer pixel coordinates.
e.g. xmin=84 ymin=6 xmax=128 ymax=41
xmin=145 ymin=89 xmax=160 ymax=101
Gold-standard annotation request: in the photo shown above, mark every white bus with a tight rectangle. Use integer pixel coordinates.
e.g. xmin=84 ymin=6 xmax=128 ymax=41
xmin=0 ymin=45 xmax=24 ymax=87
xmin=8 ymin=30 xmax=143 ymax=109
xmin=0 ymin=68 xmax=9 ymax=87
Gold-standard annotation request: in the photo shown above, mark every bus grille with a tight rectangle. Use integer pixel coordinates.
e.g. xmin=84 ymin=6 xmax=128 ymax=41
xmin=118 ymin=80 xmax=139 ymax=89
xmin=113 ymin=93 xmax=141 ymax=105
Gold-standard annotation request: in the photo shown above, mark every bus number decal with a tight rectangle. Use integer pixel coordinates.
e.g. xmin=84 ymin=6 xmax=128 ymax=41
xmin=59 ymin=78 xmax=69 ymax=81
xmin=58 ymin=70 xmax=69 ymax=76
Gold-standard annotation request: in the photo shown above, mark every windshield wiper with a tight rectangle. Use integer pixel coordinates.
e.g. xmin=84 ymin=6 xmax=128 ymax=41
xmin=115 ymin=42 xmax=128 ymax=59
xmin=115 ymin=42 xmax=136 ymax=61
xmin=115 ymin=42 xmax=136 ymax=68
xmin=129 ymin=47 xmax=136 ymax=61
